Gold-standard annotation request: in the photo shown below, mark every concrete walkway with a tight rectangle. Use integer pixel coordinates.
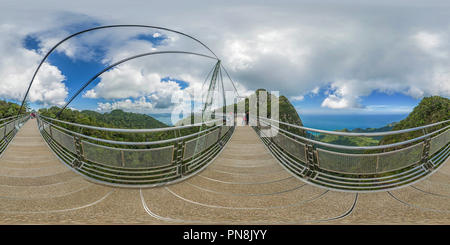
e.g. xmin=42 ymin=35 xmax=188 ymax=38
xmin=1 ymin=119 xmax=450 ymax=224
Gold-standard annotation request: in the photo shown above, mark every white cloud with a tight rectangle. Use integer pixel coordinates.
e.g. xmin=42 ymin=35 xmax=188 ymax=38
xmin=320 ymin=79 xmax=368 ymax=109
xmin=96 ymin=97 xmax=153 ymax=112
xmin=225 ymin=39 xmax=255 ymax=71
xmin=311 ymin=87 xmax=320 ymax=96
xmin=291 ymin=95 xmax=305 ymax=101
xmin=82 ymin=59 xmax=191 ymax=111
xmin=3 ymin=0 xmax=450 ymax=114
xmin=364 ymin=105 xmax=414 ymax=114
xmin=0 ymin=24 xmax=68 ymax=107
xmin=82 ymin=64 xmax=161 ymax=100
xmin=414 ymin=32 xmax=441 ymax=50
xmin=403 ymin=86 xmax=425 ymax=100
xmin=148 ymin=80 xmax=183 ymax=109
xmin=321 ymin=94 xmax=365 ymax=109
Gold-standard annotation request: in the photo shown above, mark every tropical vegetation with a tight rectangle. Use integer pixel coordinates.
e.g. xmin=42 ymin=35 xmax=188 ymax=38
xmin=38 ymin=107 xmax=202 ymax=149
xmin=0 ymin=100 xmax=29 ymax=119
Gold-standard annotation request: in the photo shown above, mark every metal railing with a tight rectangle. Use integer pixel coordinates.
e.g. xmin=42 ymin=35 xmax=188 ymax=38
xmin=0 ymin=114 xmax=30 ymax=156
xmin=252 ymin=116 xmax=450 ymax=192
xmin=36 ymin=114 xmax=235 ymax=187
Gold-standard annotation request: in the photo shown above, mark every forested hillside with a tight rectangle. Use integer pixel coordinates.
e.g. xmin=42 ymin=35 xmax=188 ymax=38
xmin=39 ymin=107 xmax=168 ymax=129
xmin=214 ymin=88 xmax=307 ymax=137
xmin=0 ymin=100 xmax=29 ymax=119
xmin=38 ymin=107 xmax=201 ymax=149
xmin=379 ymin=96 xmax=450 ymax=146
xmin=315 ymin=123 xmax=398 ymax=153
xmin=315 ymin=97 xmax=450 ymax=153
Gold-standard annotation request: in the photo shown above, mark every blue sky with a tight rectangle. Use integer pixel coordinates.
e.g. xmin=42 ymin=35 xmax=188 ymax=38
xmin=1 ymin=0 xmax=450 ymax=121
xmin=293 ymin=90 xmax=420 ymax=115
xmin=21 ymin=28 xmax=196 ymax=113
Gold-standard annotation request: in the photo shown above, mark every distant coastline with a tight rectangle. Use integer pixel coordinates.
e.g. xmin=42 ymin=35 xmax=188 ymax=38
xmin=299 ymin=113 xmax=409 ymax=132
xmin=148 ymin=113 xmax=409 ymax=132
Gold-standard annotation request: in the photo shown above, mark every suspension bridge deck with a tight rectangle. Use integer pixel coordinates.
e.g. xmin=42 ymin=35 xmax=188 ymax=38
xmin=1 ymin=118 xmax=450 ymax=224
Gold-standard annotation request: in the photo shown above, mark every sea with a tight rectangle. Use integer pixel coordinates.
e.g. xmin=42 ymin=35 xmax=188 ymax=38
xmin=149 ymin=113 xmax=409 ymax=131
xmin=299 ymin=114 xmax=409 ymax=132
xmin=147 ymin=113 xmax=174 ymax=126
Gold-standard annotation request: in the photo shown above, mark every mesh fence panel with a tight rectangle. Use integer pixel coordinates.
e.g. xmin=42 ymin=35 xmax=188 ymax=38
xmin=0 ymin=123 xmax=5 ymax=138
xmin=221 ymin=125 xmax=230 ymax=137
xmin=122 ymin=146 xmax=174 ymax=168
xmin=51 ymin=127 xmax=61 ymax=145
xmin=5 ymin=122 xmax=14 ymax=135
xmin=82 ymin=141 xmax=175 ymax=168
xmin=317 ymin=149 xmax=378 ymax=174
xmin=184 ymin=135 xmax=206 ymax=160
xmin=317 ymin=142 xmax=424 ymax=174
xmin=43 ymin=122 xmax=50 ymax=135
xmin=272 ymin=132 xmax=284 ymax=148
xmin=282 ymin=134 xmax=307 ymax=162
xmin=377 ymin=143 xmax=423 ymax=173
xmin=183 ymin=129 xmax=219 ymax=160
xmin=82 ymin=141 xmax=123 ymax=167
xmin=206 ymin=129 xmax=219 ymax=147
xmin=51 ymin=128 xmax=76 ymax=153
xmin=430 ymin=129 xmax=450 ymax=156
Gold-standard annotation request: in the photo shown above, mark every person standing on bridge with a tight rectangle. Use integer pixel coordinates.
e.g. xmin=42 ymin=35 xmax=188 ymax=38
xmin=246 ymin=111 xmax=249 ymax=126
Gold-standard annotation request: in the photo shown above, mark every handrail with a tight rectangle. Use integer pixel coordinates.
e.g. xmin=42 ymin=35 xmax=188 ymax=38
xmin=0 ymin=114 xmax=30 ymax=156
xmin=258 ymin=116 xmax=450 ymax=137
xmin=39 ymin=114 xmax=223 ymax=133
xmin=1 ymin=113 xmax=34 ymax=122
xmin=0 ymin=115 xmax=19 ymax=122
xmin=259 ymin=118 xmax=450 ymax=150
xmin=252 ymin=114 xmax=450 ymax=192
xmin=36 ymin=112 xmax=236 ymax=187
xmin=40 ymin=115 xmax=225 ymax=145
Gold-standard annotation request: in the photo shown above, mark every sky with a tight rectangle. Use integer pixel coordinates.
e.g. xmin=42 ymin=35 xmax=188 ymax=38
xmin=1 ymin=0 xmax=450 ymax=117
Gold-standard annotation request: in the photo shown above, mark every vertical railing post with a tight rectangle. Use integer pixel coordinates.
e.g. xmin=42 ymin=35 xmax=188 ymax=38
xmin=268 ymin=125 xmax=274 ymax=147
xmin=174 ymin=129 xmax=186 ymax=177
xmin=304 ymin=140 xmax=316 ymax=179
xmin=73 ymin=126 xmax=85 ymax=169
xmin=2 ymin=122 xmax=5 ymax=140
xmin=217 ymin=122 xmax=224 ymax=147
xmin=48 ymin=120 xmax=54 ymax=144
xmin=375 ymin=155 xmax=380 ymax=174
xmin=422 ymin=129 xmax=433 ymax=170
xmin=121 ymin=150 xmax=125 ymax=167
xmin=73 ymin=136 xmax=84 ymax=169
xmin=234 ymin=111 xmax=237 ymax=132
xmin=36 ymin=115 xmax=40 ymax=130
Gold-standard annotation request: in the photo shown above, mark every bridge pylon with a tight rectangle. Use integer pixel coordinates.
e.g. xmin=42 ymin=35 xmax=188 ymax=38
xmin=192 ymin=60 xmax=222 ymax=163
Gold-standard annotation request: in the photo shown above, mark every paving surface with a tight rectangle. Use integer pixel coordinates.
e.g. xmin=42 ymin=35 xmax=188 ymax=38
xmin=1 ymin=118 xmax=450 ymax=225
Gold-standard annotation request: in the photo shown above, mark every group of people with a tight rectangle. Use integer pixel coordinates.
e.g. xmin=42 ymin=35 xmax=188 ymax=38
xmin=241 ymin=111 xmax=249 ymax=125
